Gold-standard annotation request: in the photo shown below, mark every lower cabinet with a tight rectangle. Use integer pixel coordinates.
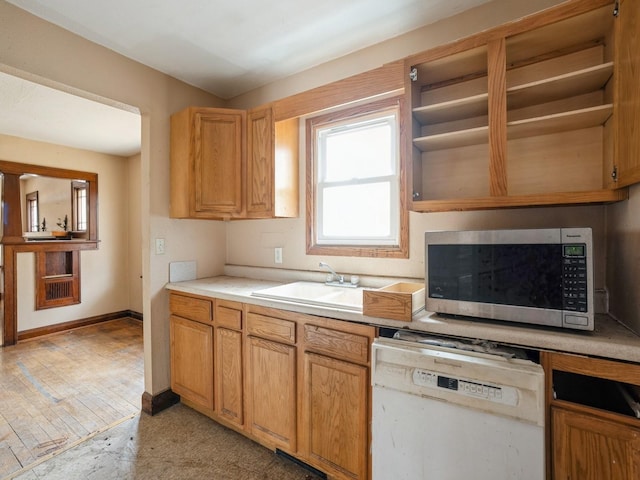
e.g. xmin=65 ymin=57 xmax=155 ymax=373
xmin=214 ymin=299 xmax=245 ymax=427
xmin=302 ymin=352 xmax=369 ymax=480
xmin=542 ymin=351 xmax=640 ymax=480
xmin=215 ymin=327 xmax=243 ymax=426
xmin=169 ymin=314 xmax=214 ymax=411
xmin=552 ymin=407 xmax=640 ymax=479
xmin=169 ymin=293 xmax=375 ymax=480
xmin=246 ymin=336 xmax=297 ymax=451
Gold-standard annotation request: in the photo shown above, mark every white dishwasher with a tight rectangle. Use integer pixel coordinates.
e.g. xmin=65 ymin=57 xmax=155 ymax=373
xmin=372 ymin=334 xmax=545 ymax=480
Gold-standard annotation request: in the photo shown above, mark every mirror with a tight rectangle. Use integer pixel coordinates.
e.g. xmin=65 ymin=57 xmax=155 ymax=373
xmin=20 ymin=175 xmax=89 ymax=239
xmin=0 ymin=160 xmax=98 ymax=243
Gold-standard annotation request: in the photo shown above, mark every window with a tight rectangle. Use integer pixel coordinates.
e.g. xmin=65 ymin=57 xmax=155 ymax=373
xmin=26 ymin=191 xmax=39 ymax=232
xmin=306 ymin=96 xmax=408 ymax=258
xmin=71 ymin=181 xmax=88 ymax=232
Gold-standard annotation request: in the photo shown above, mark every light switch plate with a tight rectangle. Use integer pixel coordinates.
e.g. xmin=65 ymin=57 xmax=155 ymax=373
xmin=274 ymin=247 xmax=283 ymax=264
xmin=155 ymin=238 xmax=165 ymax=255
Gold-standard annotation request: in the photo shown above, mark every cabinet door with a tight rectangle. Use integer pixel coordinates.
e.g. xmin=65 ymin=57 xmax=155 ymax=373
xmin=215 ymin=327 xmax=244 ymax=426
xmin=170 ymin=315 xmax=214 ymax=410
xmin=552 ymin=407 xmax=640 ymax=479
xmin=614 ymin=0 xmax=640 ymax=188
xmin=302 ymin=352 xmax=369 ymax=480
xmin=193 ymin=110 xmax=244 ymax=216
xmin=246 ymin=107 xmax=274 ymax=218
xmin=246 ymin=336 xmax=296 ymax=451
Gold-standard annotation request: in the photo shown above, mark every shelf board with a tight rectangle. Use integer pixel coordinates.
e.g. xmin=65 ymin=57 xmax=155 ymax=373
xmin=507 ymin=62 xmax=614 ymax=110
xmin=507 ymin=104 xmax=613 ymax=140
xmin=411 ymin=188 xmax=629 ymax=213
xmin=413 ymin=104 xmax=612 ymax=152
xmin=413 ymin=125 xmax=488 ymax=152
xmin=413 ymin=93 xmax=488 ymax=124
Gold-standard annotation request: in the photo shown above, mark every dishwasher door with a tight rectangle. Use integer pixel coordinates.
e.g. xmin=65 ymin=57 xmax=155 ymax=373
xmin=371 ymin=337 xmax=545 ymax=480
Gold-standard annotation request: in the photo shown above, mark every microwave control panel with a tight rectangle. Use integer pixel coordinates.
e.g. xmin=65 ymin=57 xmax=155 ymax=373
xmin=562 ymin=244 xmax=587 ymax=313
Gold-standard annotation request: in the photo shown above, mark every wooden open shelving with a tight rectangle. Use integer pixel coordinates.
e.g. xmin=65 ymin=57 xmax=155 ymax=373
xmin=406 ymin=0 xmax=638 ymax=211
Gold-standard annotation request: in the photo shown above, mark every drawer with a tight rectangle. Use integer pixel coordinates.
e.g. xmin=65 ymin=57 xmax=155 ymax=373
xmin=247 ymin=312 xmax=296 ymax=344
xmin=304 ymin=324 xmax=370 ymax=365
xmin=215 ymin=300 xmax=243 ymax=330
xmin=169 ymin=293 xmax=212 ymax=324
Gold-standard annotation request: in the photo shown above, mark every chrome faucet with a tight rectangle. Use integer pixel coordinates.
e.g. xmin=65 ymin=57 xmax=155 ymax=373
xmin=319 ymin=262 xmax=359 ymax=287
xmin=319 ymin=261 xmax=344 ymax=284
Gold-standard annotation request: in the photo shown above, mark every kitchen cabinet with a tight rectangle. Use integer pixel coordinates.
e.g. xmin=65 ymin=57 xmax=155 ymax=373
xmin=245 ymin=307 xmax=298 ymax=452
xmin=542 ymin=351 xmax=640 ymax=479
xmin=169 ymin=293 xmax=214 ymax=411
xmin=406 ymin=0 xmax=638 ymax=212
xmin=214 ymin=300 xmax=244 ymax=427
xmin=301 ymin=324 xmax=371 ymax=480
xmin=246 ymin=107 xmax=299 ymax=218
xmin=169 ymin=294 xmax=376 ymax=479
xmin=170 ymin=107 xmax=244 ymax=218
xmin=552 ymin=408 xmax=640 ymax=479
xmin=170 ymin=105 xmax=298 ymax=220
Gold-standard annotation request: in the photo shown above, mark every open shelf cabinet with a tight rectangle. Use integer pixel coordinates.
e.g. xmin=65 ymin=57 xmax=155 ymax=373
xmin=407 ymin=0 xmax=639 ymax=212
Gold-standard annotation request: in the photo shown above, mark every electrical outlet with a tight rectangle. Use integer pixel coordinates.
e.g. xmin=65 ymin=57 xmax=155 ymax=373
xmin=274 ymin=247 xmax=283 ymax=264
xmin=155 ymin=238 xmax=165 ymax=255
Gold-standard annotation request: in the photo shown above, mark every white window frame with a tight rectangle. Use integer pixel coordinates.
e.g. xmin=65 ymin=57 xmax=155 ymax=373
xmin=306 ymin=96 xmax=408 ymax=258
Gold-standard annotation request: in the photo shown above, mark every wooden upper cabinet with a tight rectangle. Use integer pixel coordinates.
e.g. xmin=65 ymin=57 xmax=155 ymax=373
xmin=171 ymin=107 xmax=244 ymax=219
xmin=406 ymin=0 xmax=635 ymax=212
xmin=171 ymin=105 xmax=298 ymax=220
xmin=246 ymin=107 xmax=274 ymax=217
xmin=613 ymin=0 xmax=640 ymax=188
xmin=246 ymin=107 xmax=299 ymax=218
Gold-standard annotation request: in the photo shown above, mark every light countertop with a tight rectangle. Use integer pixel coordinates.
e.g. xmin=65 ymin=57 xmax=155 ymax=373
xmin=166 ymin=275 xmax=640 ymax=364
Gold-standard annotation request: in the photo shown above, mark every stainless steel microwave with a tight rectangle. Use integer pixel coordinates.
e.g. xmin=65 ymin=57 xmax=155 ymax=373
xmin=425 ymin=228 xmax=594 ymax=331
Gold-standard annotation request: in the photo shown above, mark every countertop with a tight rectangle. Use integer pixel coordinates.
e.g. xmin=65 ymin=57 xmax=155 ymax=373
xmin=166 ymin=275 xmax=640 ymax=364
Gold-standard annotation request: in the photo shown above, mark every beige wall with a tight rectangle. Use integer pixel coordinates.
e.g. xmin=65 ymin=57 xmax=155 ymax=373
xmin=128 ymin=153 xmax=143 ymax=314
xmin=2 ymin=0 xmax=637 ymax=399
xmin=606 ymin=184 xmax=640 ymax=334
xmin=225 ymin=0 xmax=606 ymax=291
xmin=0 ymin=0 xmax=226 ymax=396
xmin=228 ymin=0 xmax=564 ymax=110
xmin=0 ymin=134 xmax=131 ymax=331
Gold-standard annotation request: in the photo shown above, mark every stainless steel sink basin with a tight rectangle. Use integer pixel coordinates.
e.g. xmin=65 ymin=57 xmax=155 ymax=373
xmin=251 ymin=281 xmax=364 ymax=312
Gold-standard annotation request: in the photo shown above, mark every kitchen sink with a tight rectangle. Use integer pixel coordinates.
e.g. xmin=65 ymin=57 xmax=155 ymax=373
xmin=251 ymin=281 xmax=364 ymax=312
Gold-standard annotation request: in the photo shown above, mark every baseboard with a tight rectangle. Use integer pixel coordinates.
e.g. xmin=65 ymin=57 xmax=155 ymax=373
xmin=17 ymin=310 xmax=143 ymax=341
xmin=141 ymin=389 xmax=180 ymax=416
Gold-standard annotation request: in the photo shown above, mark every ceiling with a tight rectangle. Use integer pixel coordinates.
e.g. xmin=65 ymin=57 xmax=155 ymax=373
xmin=3 ymin=0 xmax=492 ymax=156
xmin=0 ymin=71 xmax=141 ymax=157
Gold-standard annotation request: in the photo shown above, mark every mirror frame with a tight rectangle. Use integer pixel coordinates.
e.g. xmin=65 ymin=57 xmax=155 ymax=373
xmin=0 ymin=160 xmax=98 ymax=242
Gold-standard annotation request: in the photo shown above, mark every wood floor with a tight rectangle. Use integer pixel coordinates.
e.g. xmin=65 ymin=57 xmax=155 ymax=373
xmin=0 ymin=318 xmax=143 ymax=478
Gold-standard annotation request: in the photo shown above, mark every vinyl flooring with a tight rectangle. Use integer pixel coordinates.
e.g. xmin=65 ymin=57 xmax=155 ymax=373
xmin=0 ymin=318 xmax=144 ymax=478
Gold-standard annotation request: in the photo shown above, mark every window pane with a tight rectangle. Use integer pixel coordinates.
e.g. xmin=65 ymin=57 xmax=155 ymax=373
xmin=73 ymin=183 xmax=87 ymax=231
xmin=322 ymin=121 xmax=393 ymax=182
xmin=321 ymin=183 xmax=391 ymax=238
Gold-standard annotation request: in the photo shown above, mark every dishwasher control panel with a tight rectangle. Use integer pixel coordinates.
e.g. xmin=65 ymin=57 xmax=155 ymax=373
xmin=412 ymin=368 xmax=518 ymax=406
